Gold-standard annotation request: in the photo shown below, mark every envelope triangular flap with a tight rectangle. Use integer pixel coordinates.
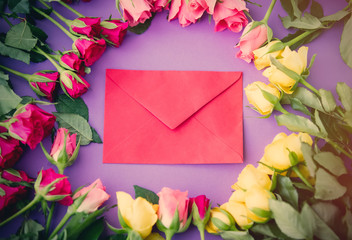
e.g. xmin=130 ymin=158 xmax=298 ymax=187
xmin=108 ymin=69 xmax=241 ymax=129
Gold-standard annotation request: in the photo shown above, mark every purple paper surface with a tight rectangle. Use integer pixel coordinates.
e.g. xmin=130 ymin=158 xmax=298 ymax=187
xmin=0 ymin=0 xmax=351 ymax=239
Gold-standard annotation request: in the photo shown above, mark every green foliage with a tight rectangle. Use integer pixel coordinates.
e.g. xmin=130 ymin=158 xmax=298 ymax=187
xmin=340 ymin=15 xmax=352 ymax=70
xmin=0 ymin=84 xmax=22 ymax=116
xmin=275 ymin=175 xmax=299 ymax=210
xmin=5 ymin=21 xmax=37 ymax=51
xmin=220 ymin=230 xmax=254 ymax=240
xmin=314 ymin=168 xmax=347 ymax=200
xmin=0 ymin=41 xmax=31 ymax=64
xmin=128 ymin=14 xmax=155 ymax=34
xmin=8 ymin=0 xmax=30 ymax=14
xmin=133 ymin=185 xmax=159 ymax=204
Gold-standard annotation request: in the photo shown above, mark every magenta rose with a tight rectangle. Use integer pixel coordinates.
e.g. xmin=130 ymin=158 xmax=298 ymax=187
xmin=168 ymin=0 xmax=210 ymax=27
xmin=60 ymin=70 xmax=90 ymax=98
xmin=60 ymin=52 xmax=86 ymax=76
xmin=9 ymin=104 xmax=56 ymax=150
xmin=37 ymin=168 xmax=73 ymax=206
xmin=0 ymin=169 xmax=32 ymax=217
xmin=189 ymin=195 xmax=210 ymax=220
xmin=73 ymin=178 xmax=110 ymax=214
xmin=73 ymin=38 xmax=106 ymax=66
xmin=50 ymin=128 xmax=77 ymax=162
xmin=213 ymin=0 xmax=248 ymax=32
xmin=119 ymin=0 xmax=152 ymax=27
xmin=30 ymin=72 xmax=58 ymax=102
xmin=236 ymin=22 xmax=268 ymax=63
xmin=71 ymin=17 xmax=101 ymax=38
xmin=0 ymin=126 xmax=23 ymax=169
xmin=100 ymin=19 xmax=128 ymax=47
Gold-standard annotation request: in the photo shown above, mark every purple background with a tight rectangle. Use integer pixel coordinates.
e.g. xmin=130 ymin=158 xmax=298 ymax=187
xmin=1 ymin=0 xmax=352 ymax=239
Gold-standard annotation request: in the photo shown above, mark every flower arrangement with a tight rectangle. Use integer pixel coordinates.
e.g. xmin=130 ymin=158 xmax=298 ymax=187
xmin=0 ymin=0 xmax=351 ymax=240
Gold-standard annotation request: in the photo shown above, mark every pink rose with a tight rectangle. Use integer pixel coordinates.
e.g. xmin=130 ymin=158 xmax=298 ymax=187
xmin=30 ymin=72 xmax=58 ymax=102
xmin=60 ymin=52 xmax=86 ymax=76
xmin=213 ymin=0 xmax=248 ymax=32
xmin=50 ymin=128 xmax=77 ymax=163
xmin=168 ymin=0 xmax=209 ymax=27
xmin=236 ymin=22 xmax=268 ymax=63
xmin=9 ymin=104 xmax=56 ymax=150
xmin=60 ymin=70 xmax=90 ymax=98
xmin=73 ymin=179 xmax=110 ymax=213
xmin=71 ymin=17 xmax=101 ymax=38
xmin=119 ymin=0 xmax=152 ymax=27
xmin=0 ymin=127 xmax=23 ymax=169
xmin=0 ymin=169 xmax=32 ymax=218
xmin=150 ymin=0 xmax=169 ymax=12
xmin=73 ymin=38 xmax=106 ymax=67
xmin=189 ymin=195 xmax=210 ymax=220
xmin=157 ymin=187 xmax=189 ymax=230
xmin=100 ymin=19 xmax=128 ymax=47
xmin=38 ymin=168 xmax=73 ymax=206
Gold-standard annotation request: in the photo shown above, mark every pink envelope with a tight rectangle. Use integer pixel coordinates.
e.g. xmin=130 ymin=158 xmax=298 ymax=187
xmin=103 ymin=69 xmax=243 ymax=164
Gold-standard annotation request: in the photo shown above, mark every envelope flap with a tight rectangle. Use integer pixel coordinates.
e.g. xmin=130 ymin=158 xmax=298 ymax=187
xmin=107 ymin=69 xmax=242 ymax=129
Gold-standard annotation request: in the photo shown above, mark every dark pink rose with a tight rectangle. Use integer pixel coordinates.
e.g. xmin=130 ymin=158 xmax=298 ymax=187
xmin=60 ymin=71 xmax=90 ymax=98
xmin=60 ymin=52 xmax=86 ymax=76
xmin=30 ymin=72 xmax=58 ymax=102
xmin=236 ymin=22 xmax=268 ymax=63
xmin=100 ymin=19 xmax=128 ymax=47
xmin=9 ymin=104 xmax=56 ymax=150
xmin=213 ymin=0 xmax=248 ymax=32
xmin=189 ymin=195 xmax=210 ymax=219
xmin=71 ymin=17 xmax=101 ymax=38
xmin=119 ymin=0 xmax=152 ymax=27
xmin=50 ymin=128 xmax=77 ymax=162
xmin=0 ymin=136 xmax=23 ymax=170
xmin=73 ymin=38 xmax=106 ymax=67
xmin=168 ymin=0 xmax=209 ymax=27
xmin=38 ymin=168 xmax=73 ymax=206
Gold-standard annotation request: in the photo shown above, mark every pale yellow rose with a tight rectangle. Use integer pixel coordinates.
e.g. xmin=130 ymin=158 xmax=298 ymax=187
xmin=253 ymin=40 xmax=284 ymax=70
xmin=245 ymin=81 xmax=281 ymax=115
xmin=229 ymin=189 xmax=246 ymax=203
xmin=205 ymin=207 xmax=231 ymax=234
xmin=245 ymin=186 xmax=275 ymax=223
xmin=116 ymin=191 xmax=158 ymax=239
xmin=232 ymin=164 xmax=271 ymax=191
xmin=259 ymin=132 xmax=313 ymax=172
xmin=263 ymin=46 xmax=308 ymax=94
xmin=221 ymin=201 xmax=253 ymax=230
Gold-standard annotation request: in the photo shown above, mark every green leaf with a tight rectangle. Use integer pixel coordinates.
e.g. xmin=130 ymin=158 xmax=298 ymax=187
xmin=21 ymin=219 xmax=44 ymax=237
xmin=281 ymin=13 xmax=323 ymax=30
xmin=0 ymin=84 xmax=22 ymax=115
xmin=319 ymin=89 xmax=336 ymax=112
xmin=310 ymin=0 xmax=324 ymax=18
xmin=250 ymin=222 xmax=291 ymax=239
xmin=320 ymin=10 xmax=350 ymax=23
xmin=269 ymin=199 xmax=308 ymax=239
xmin=275 ymin=113 xmax=324 ymax=137
xmin=91 ymin=127 xmax=102 ymax=143
xmin=340 ymin=16 xmax=352 ymax=70
xmin=301 ymin=142 xmax=316 ymax=178
xmin=289 ymin=97 xmax=313 ymax=116
xmin=314 ymin=168 xmax=347 ymax=200
xmin=299 ymin=204 xmax=315 ymax=239
xmin=314 ymin=110 xmax=328 ymax=136
xmin=0 ymin=41 xmax=30 ymax=64
xmin=297 ymin=0 xmax=309 ymax=12
xmin=311 ymin=201 xmax=341 ymax=231
xmin=282 ymin=29 xmax=323 ymax=50
xmin=343 ymin=208 xmax=352 ymax=240
xmin=279 ymin=0 xmax=295 ymax=19
xmin=28 ymin=23 xmax=48 ymax=42
xmin=276 ymin=175 xmax=299 ymax=210
xmin=133 ymin=185 xmax=159 ymax=204
xmin=8 ymin=0 xmax=29 ymax=14
xmin=55 ymin=94 xmax=89 ymax=121
xmin=0 ymin=186 xmax=5 ymax=196
xmin=0 ymin=0 xmax=7 ymax=12
xmin=313 ymin=152 xmax=347 ymax=176
xmin=128 ymin=13 xmax=155 ymax=34
xmin=5 ymin=21 xmax=37 ymax=51
xmin=290 ymin=87 xmax=324 ymax=111
xmin=53 ymin=112 xmax=93 ymax=145
xmin=220 ymin=230 xmax=254 ymax=240
xmin=106 ymin=234 xmax=128 ymax=240
xmin=77 ymin=217 xmax=104 ymax=240
xmin=336 ymin=82 xmax=352 ymax=111
xmin=344 ymin=110 xmax=352 ymax=128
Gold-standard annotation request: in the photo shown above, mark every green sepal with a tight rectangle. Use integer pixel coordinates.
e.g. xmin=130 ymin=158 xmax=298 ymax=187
xmin=178 ymin=210 xmax=192 ymax=233
xmin=288 ymin=150 xmax=299 ymax=166
xmin=66 ymin=136 xmax=81 ymax=167
xmin=44 ymin=194 xmax=70 ymax=202
xmin=248 ymin=207 xmax=272 ymax=219
xmin=40 ymin=142 xmax=56 ymax=165
xmin=106 ymin=222 xmax=129 ymax=235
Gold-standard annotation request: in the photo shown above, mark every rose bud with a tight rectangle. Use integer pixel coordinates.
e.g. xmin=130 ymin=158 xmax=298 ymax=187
xmin=116 ymin=191 xmax=158 ymax=239
xmin=8 ymin=104 xmax=56 ymax=150
xmin=34 ymin=168 xmax=73 ymax=206
xmin=59 ymin=70 xmax=90 ymax=98
xmin=71 ymin=179 xmax=110 ymax=214
xmin=59 ymin=52 xmax=86 ymax=76
xmin=253 ymin=40 xmax=284 ymax=70
xmin=100 ymin=19 xmax=128 ymax=47
xmin=30 ymin=72 xmax=58 ymax=102
xmin=189 ymin=195 xmax=211 ymax=240
xmin=118 ymin=0 xmax=152 ymax=27
xmin=213 ymin=0 xmax=248 ymax=32
xmin=221 ymin=201 xmax=253 ymax=230
xmin=71 ymin=17 xmax=101 ymax=38
xmin=231 ymin=164 xmax=271 ymax=192
xmin=205 ymin=207 xmax=234 ymax=234
xmin=150 ymin=0 xmax=169 ymax=12
xmin=157 ymin=187 xmax=191 ymax=239
xmin=73 ymin=37 xmax=106 ymax=67
xmin=244 ymin=81 xmax=280 ymax=116
xmin=0 ymin=126 xmax=23 ymax=169
xmin=236 ymin=22 xmax=268 ymax=63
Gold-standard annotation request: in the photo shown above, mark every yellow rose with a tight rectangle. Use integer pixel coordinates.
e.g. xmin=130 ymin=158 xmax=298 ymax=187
xmin=253 ymin=40 xmax=284 ymax=70
xmin=244 ymin=81 xmax=281 ymax=115
xmin=232 ymin=164 xmax=271 ymax=191
xmin=263 ymin=46 xmax=308 ymax=94
xmin=205 ymin=207 xmax=231 ymax=234
xmin=259 ymin=132 xmax=313 ymax=173
xmin=221 ymin=201 xmax=253 ymax=230
xmin=116 ymin=191 xmax=158 ymax=239
xmin=229 ymin=189 xmax=246 ymax=203
xmin=245 ymin=186 xmax=275 ymax=223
